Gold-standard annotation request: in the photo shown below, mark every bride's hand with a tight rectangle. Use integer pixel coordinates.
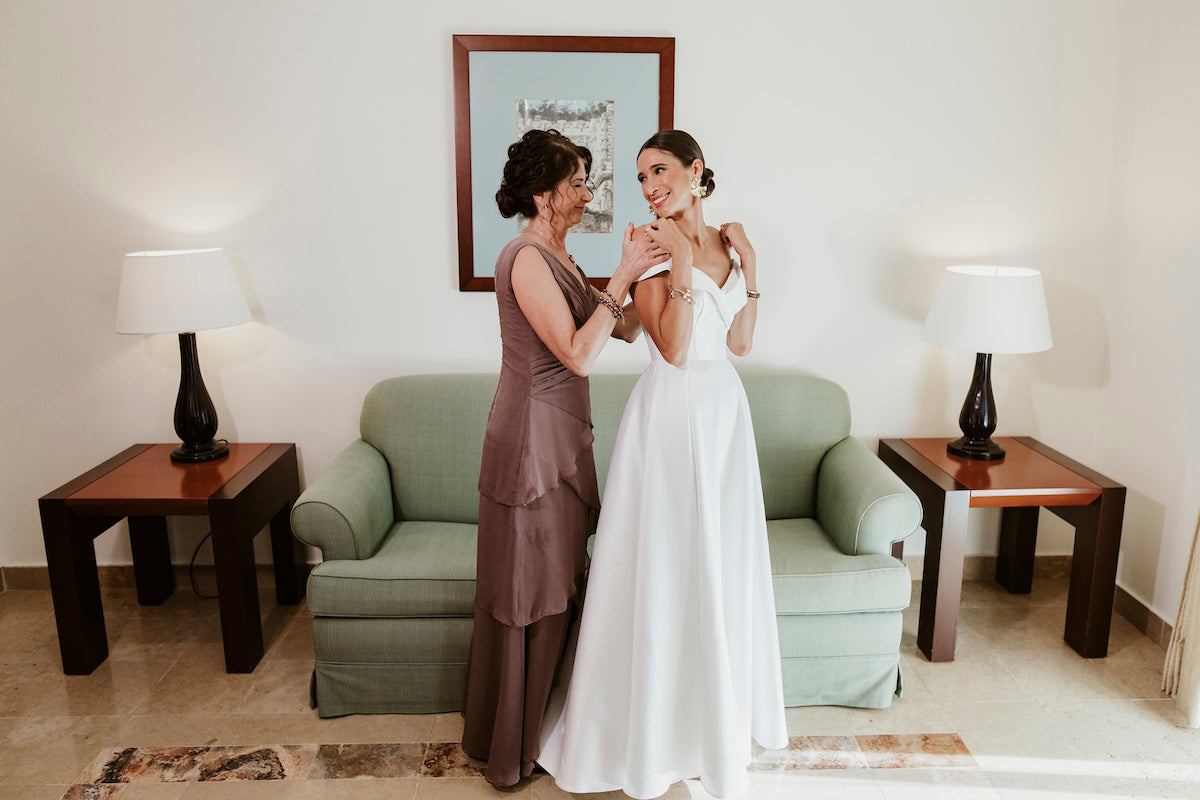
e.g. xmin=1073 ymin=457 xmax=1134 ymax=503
xmin=646 ymin=218 xmax=692 ymax=265
xmin=719 ymin=222 xmax=755 ymax=263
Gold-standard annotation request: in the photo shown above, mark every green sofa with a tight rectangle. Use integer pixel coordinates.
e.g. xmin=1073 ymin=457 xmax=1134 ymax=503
xmin=291 ymin=372 xmax=922 ymax=717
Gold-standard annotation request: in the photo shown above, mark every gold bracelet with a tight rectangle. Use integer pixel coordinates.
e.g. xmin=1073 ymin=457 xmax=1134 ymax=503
xmin=667 ymin=284 xmax=694 ymax=305
xmin=597 ymin=288 xmax=624 ymax=320
xmin=746 ymin=289 xmax=761 ymax=299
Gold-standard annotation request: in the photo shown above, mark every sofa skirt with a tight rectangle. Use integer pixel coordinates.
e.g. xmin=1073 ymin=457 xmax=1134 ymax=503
xmin=312 ymin=616 xmax=473 ymax=716
xmin=314 ymin=661 xmax=468 ymax=717
xmin=776 ymin=611 xmax=905 ymax=708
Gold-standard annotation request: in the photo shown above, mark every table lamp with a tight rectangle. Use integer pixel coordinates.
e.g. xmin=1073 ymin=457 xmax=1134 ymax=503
xmin=922 ymin=265 xmax=1052 ymax=461
xmin=115 ymin=248 xmax=252 ymax=463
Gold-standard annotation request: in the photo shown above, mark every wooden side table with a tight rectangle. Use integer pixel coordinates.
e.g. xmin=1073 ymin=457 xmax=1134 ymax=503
xmin=877 ymin=436 xmax=1125 ymax=663
xmin=38 ymin=443 xmax=305 ymax=674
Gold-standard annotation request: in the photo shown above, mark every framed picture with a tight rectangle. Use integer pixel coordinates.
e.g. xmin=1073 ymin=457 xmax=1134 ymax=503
xmin=453 ymin=35 xmax=675 ymax=291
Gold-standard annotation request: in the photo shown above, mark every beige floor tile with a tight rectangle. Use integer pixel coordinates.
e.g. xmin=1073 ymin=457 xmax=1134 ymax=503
xmin=239 ymin=658 xmax=316 ymax=715
xmin=906 ymin=661 xmax=1031 ymax=704
xmin=33 ymin=659 xmax=175 ymax=717
xmin=261 ymin=614 xmax=315 ymax=662
xmin=0 ymin=590 xmax=54 ymax=614
xmin=212 ymin=712 xmax=323 ymax=746
xmin=744 ymin=769 xmax=887 ymax=799
xmin=874 ymin=768 xmax=1001 ymax=800
xmin=942 ymin=701 xmax=1086 ymax=761
xmin=418 ymin=775 xmax=533 ymax=799
xmin=0 ymin=616 xmax=63 ymax=663
xmin=117 ymin=713 xmax=229 ymax=747
xmin=992 ymin=649 xmax=1130 ymax=702
xmin=786 ymin=699 xmax=955 ymax=737
xmin=0 ymin=785 xmax=69 ymax=800
xmin=131 ymin=661 xmax=258 ymax=716
xmin=429 ymin=712 xmax=465 ymax=742
xmin=120 ymin=784 xmax=191 ymax=799
xmin=311 ymin=711 xmax=435 ymax=744
xmin=1039 ymin=699 xmax=1196 ymax=766
xmin=236 ymin=777 xmax=420 ymax=799
xmin=1 ymin=714 xmax=127 ymax=784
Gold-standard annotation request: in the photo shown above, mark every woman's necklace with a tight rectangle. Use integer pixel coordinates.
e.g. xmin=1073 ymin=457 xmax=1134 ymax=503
xmin=525 ymin=226 xmax=588 ymax=292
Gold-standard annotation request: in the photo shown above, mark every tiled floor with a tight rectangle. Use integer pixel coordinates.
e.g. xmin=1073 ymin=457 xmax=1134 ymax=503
xmin=1 ymin=576 xmax=1197 ymax=799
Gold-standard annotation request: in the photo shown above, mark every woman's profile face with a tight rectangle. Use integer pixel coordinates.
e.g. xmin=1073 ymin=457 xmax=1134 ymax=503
xmin=637 ymin=148 xmax=699 ymax=218
xmin=545 ymin=159 xmax=593 ymax=228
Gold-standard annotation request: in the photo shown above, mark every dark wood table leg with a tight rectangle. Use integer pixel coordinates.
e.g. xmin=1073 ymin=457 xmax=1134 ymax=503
xmin=891 ymin=541 xmax=904 ymax=559
xmin=1056 ymin=484 xmax=1126 ymax=657
xmin=208 ymin=500 xmax=264 ymax=673
xmin=996 ymin=506 xmax=1039 ymax=594
xmin=38 ymin=500 xmax=115 ymax=674
xmin=267 ymin=445 xmax=304 ymax=605
xmin=128 ymin=516 xmax=175 ymax=605
xmin=917 ymin=489 xmax=971 ymax=662
xmin=270 ymin=503 xmax=304 ymax=605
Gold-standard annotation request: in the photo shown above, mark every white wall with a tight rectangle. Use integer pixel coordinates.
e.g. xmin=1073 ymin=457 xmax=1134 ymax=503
xmin=1 ymin=1 xmax=1194 ymax=622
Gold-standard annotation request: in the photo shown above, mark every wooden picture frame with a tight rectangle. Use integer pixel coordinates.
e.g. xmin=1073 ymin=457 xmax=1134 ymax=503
xmin=453 ymin=35 xmax=675 ymax=291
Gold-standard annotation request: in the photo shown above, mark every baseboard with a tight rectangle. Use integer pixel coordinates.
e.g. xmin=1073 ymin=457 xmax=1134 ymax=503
xmin=1 ymin=563 xmax=314 ymax=592
xmin=1113 ymin=584 xmax=1175 ymax=649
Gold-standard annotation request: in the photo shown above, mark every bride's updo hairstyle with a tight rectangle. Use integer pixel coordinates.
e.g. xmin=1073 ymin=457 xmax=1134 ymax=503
xmin=639 ymin=129 xmax=716 ymax=198
xmin=496 ymin=129 xmax=593 ymax=219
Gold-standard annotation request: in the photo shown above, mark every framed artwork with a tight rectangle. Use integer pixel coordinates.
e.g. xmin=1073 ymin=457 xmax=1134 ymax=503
xmin=453 ymin=35 xmax=675 ymax=291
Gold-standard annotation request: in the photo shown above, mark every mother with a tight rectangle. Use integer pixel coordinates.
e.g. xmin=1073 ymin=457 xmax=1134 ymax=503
xmin=461 ymin=128 xmax=664 ymax=788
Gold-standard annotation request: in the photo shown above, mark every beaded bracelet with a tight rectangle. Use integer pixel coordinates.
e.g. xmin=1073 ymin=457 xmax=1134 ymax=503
xmin=597 ymin=288 xmax=624 ymax=320
xmin=667 ymin=284 xmax=694 ymax=304
xmin=746 ymin=289 xmax=761 ymax=299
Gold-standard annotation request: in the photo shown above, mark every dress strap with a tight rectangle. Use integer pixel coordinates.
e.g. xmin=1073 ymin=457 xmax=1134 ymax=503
xmin=637 ymin=259 xmax=672 ymax=282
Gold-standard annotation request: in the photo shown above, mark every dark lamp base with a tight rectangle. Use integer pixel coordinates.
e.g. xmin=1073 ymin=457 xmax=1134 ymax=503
xmin=171 ymin=441 xmax=230 ymax=463
xmin=947 ymin=436 xmax=1006 ymax=461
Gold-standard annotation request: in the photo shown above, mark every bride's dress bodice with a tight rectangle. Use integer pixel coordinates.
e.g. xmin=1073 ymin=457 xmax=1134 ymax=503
xmin=641 ymin=260 xmax=748 ymax=364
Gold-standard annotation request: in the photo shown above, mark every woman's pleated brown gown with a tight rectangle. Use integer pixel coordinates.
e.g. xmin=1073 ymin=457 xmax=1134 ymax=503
xmin=462 ymin=237 xmax=600 ymax=787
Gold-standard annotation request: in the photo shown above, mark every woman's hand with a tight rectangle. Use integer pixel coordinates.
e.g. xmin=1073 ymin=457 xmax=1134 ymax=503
xmin=612 ymin=223 xmax=667 ymax=290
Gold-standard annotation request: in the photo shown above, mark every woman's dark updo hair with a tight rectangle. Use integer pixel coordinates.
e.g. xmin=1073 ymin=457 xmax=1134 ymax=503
xmin=639 ymin=129 xmax=716 ymax=198
xmin=495 ymin=129 xmax=593 ymax=219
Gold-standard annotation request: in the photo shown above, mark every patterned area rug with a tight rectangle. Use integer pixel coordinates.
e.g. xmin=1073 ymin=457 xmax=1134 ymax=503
xmin=62 ymin=733 xmax=975 ymax=797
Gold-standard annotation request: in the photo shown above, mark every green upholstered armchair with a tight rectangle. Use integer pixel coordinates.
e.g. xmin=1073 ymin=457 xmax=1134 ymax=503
xmin=291 ymin=372 xmax=921 ymax=716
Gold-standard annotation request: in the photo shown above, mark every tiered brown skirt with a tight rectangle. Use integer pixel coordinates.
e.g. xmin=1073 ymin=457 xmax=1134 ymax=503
xmin=462 ymin=476 xmax=594 ymax=787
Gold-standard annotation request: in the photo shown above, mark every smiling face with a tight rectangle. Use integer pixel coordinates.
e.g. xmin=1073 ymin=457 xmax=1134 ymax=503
xmin=637 ymin=148 xmax=701 ymax=218
xmin=540 ymin=158 xmax=593 ymax=229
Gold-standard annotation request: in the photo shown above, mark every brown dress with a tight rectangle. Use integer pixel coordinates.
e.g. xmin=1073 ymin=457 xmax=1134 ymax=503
xmin=462 ymin=237 xmax=601 ymax=787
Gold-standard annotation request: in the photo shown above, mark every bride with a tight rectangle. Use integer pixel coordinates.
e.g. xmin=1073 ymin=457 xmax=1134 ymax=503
xmin=538 ymin=130 xmax=788 ymax=799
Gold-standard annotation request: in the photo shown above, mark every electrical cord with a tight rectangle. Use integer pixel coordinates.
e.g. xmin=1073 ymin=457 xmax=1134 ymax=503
xmin=184 ymin=440 xmax=231 ymax=599
xmin=189 ymin=531 xmax=218 ymax=599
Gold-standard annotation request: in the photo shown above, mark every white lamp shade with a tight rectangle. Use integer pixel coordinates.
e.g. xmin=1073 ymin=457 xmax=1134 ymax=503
xmin=115 ymin=248 xmax=252 ymax=334
xmin=922 ymin=265 xmax=1053 ymax=354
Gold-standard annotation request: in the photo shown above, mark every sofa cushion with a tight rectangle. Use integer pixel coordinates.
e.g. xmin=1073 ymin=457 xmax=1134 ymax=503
xmin=768 ymin=518 xmax=910 ymax=614
xmin=307 ymin=521 xmax=477 ymax=618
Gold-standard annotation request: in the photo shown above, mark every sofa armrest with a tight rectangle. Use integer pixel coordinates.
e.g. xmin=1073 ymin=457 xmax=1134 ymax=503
xmin=816 ymin=436 xmax=922 ymax=557
xmin=291 ymin=439 xmax=395 ymax=562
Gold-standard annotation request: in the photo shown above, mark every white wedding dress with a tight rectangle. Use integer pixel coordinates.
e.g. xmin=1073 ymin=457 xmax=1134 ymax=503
xmin=538 ymin=261 xmax=788 ymax=800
